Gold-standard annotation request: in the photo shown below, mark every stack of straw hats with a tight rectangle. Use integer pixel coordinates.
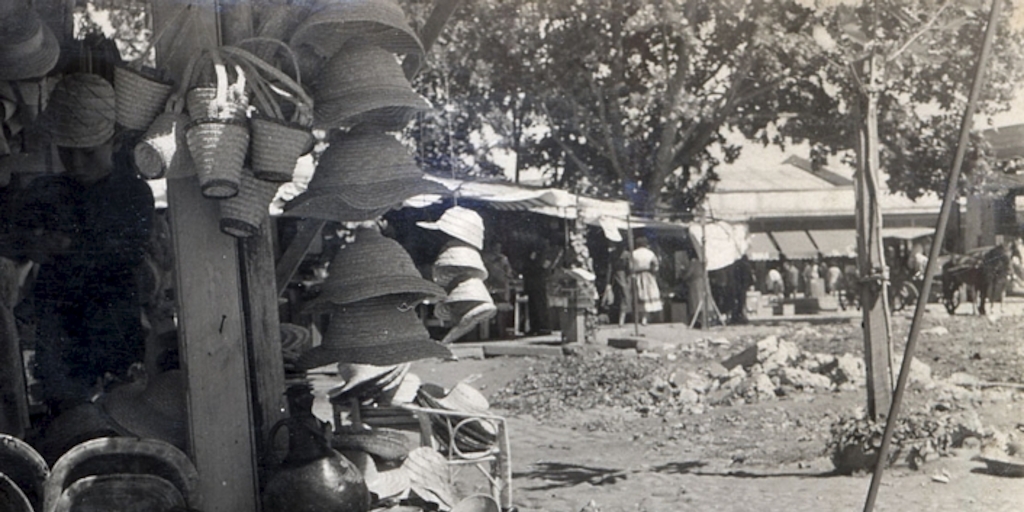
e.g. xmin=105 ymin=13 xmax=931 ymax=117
xmin=295 ymin=227 xmax=452 ymax=370
xmin=283 ymin=130 xmax=446 ymax=223
xmin=0 ymin=1 xmax=60 ymax=82
xmin=415 ymin=382 xmax=497 ymax=456
xmin=417 ymin=206 xmax=497 ymax=343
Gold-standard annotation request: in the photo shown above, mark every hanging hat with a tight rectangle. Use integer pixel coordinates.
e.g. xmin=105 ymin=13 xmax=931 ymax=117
xmin=417 ymin=206 xmax=485 ymax=250
xmin=0 ymin=474 xmax=33 ymax=512
xmin=281 ymin=192 xmax=392 ymax=223
xmin=304 ymin=228 xmax=445 ymax=308
xmin=310 ymin=41 xmax=430 ymax=130
xmin=433 ymin=243 xmax=488 ymax=288
xmin=50 ymin=474 xmax=186 ymax=512
xmin=0 ymin=2 xmax=60 ymax=81
xmin=290 ymin=0 xmax=423 ymax=62
xmin=445 ymin=277 xmax=494 ymax=306
xmin=39 ymin=74 xmax=116 ymax=148
xmin=452 ymin=495 xmax=501 ymax=512
xmin=328 ymin=363 xmax=403 ymax=400
xmin=98 ymin=370 xmax=188 ymax=452
xmin=441 ymin=301 xmax=497 ymax=345
xmin=0 ymin=434 xmax=49 ymax=511
xmin=300 ymin=131 xmax=449 ymax=210
xmin=296 ymin=295 xmax=452 ymax=368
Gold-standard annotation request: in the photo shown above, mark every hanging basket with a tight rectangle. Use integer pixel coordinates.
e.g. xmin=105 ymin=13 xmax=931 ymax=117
xmin=133 ymin=109 xmax=192 ymax=179
xmin=250 ymin=116 xmax=312 ymax=182
xmin=186 ymin=86 xmax=250 ymax=121
xmin=185 ymin=118 xmax=249 ymax=198
xmin=115 ymin=66 xmax=174 ymax=131
xmin=219 ymin=168 xmax=281 ymax=238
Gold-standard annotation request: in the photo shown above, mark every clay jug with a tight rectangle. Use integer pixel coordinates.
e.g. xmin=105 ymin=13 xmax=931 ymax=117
xmin=262 ymin=384 xmax=370 ymax=512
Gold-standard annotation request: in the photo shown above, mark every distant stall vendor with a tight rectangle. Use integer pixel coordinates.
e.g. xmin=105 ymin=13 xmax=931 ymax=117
xmin=14 ymin=74 xmax=154 ymax=415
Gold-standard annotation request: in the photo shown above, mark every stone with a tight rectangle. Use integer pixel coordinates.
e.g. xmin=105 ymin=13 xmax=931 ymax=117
xmin=758 ymin=337 xmax=802 ymax=372
xmin=722 ymin=344 xmax=758 ymax=370
xmin=739 ymin=373 xmax=776 ymax=401
xmin=678 ymin=388 xmax=700 ymax=405
xmin=947 ymin=372 xmax=981 ymax=387
xmin=833 ymin=353 xmax=866 ymax=387
xmin=703 ymin=361 xmax=730 ymax=380
xmin=778 ymin=367 xmax=833 ymax=390
xmin=921 ymin=326 xmax=949 ymax=336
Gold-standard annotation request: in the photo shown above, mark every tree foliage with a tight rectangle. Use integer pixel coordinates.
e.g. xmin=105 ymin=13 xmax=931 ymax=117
xmin=406 ymin=0 xmax=1024 ymax=213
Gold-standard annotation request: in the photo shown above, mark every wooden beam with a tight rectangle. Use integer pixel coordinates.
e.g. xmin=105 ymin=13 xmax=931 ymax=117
xmin=275 ymin=219 xmax=325 ymax=296
xmin=154 ymin=1 xmax=258 ymax=510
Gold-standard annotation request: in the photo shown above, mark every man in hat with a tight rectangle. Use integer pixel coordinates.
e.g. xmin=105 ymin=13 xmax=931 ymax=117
xmin=12 ymin=74 xmax=154 ymax=415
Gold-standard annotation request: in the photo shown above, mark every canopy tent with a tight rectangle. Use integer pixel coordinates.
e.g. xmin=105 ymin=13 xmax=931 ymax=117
xmin=747 ymin=232 xmax=780 ymax=261
xmin=808 ymin=230 xmax=857 ymax=258
xmin=769 ymin=230 xmax=819 ymax=260
xmin=689 ymin=221 xmax=749 ymax=271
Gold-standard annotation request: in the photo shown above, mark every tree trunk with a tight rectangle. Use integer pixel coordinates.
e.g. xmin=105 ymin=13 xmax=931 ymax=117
xmin=854 ymin=54 xmax=893 ymax=421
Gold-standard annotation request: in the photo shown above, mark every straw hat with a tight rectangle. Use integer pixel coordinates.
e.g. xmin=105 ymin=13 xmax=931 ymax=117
xmin=281 ymin=192 xmax=392 ymax=223
xmin=36 ymin=403 xmax=122 ymax=466
xmin=0 ymin=473 xmax=32 ymax=512
xmin=433 ymin=243 xmax=488 ymax=288
xmin=310 ymin=41 xmax=430 ymax=130
xmin=441 ymin=301 xmax=497 ymax=345
xmin=332 ymin=427 xmax=411 ymax=463
xmin=301 ymin=131 xmax=449 ymax=210
xmin=402 ymin=447 xmax=455 ymax=510
xmin=0 ymin=2 xmax=60 ymax=81
xmin=304 ymin=227 xmax=445 ymax=308
xmin=290 ymin=0 xmax=423 ymax=61
xmin=39 ymin=74 xmax=116 ymax=148
xmin=98 ymin=370 xmax=188 ymax=452
xmin=445 ymin=277 xmax=493 ymax=305
xmin=328 ymin=363 xmax=402 ymax=399
xmin=51 ymin=474 xmax=186 ymax=512
xmin=296 ymin=295 xmax=452 ymax=368
xmin=417 ymin=206 xmax=485 ymax=250
xmin=0 ymin=434 xmax=48 ymax=511
xmin=452 ymin=494 xmax=501 ymax=512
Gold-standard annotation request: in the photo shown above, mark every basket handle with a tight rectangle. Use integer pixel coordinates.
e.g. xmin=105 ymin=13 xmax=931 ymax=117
xmin=219 ymin=45 xmax=313 ymax=123
xmin=227 ymin=53 xmax=283 ymax=120
xmin=164 ymin=48 xmax=212 ymax=114
xmin=235 ymin=37 xmax=302 ymax=87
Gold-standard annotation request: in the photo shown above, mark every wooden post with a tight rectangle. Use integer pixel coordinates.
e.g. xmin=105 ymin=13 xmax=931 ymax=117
xmin=854 ymin=52 xmax=893 ymax=421
xmin=154 ymin=1 xmax=259 ymax=510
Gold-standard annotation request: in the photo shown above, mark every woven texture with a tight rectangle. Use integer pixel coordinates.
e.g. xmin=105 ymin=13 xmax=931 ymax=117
xmin=114 ymin=66 xmax=174 ymax=131
xmin=133 ymin=110 xmax=192 ymax=179
xmin=417 ymin=206 xmax=485 ymax=250
xmin=296 ymin=295 xmax=451 ymax=368
xmin=303 ymin=227 xmax=444 ymax=308
xmin=0 ymin=5 xmax=59 ymax=81
xmin=99 ymin=370 xmax=188 ymax=452
xmin=40 ymin=74 xmax=115 ymax=148
xmin=311 ymin=41 xmax=429 ymax=130
xmin=250 ymin=116 xmax=313 ymax=182
xmin=52 ymin=474 xmax=185 ymax=512
xmin=185 ymin=118 xmax=249 ymax=198
xmin=186 ymin=86 xmax=250 ymax=121
xmin=0 ymin=434 xmax=48 ymax=511
xmin=290 ymin=0 xmax=423 ymax=60
xmin=219 ymin=168 xmax=280 ymax=238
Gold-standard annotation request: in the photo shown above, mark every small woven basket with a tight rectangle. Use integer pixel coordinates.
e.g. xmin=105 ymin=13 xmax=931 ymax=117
xmin=133 ymin=110 xmax=192 ymax=179
xmin=186 ymin=86 xmax=250 ymax=121
xmin=114 ymin=66 xmax=174 ymax=131
xmin=185 ymin=118 xmax=249 ymax=198
xmin=250 ymin=116 xmax=313 ymax=182
xmin=219 ymin=168 xmax=280 ymax=238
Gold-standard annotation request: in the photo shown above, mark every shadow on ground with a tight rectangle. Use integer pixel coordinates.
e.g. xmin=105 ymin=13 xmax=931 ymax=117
xmin=515 ymin=461 xmax=708 ymax=490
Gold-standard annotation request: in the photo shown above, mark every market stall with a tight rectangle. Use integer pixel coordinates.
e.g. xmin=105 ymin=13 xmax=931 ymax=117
xmin=0 ymin=0 xmax=512 ymax=511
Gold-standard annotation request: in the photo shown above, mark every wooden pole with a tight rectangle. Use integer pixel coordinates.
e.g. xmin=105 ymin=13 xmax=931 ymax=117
xmin=154 ymin=1 xmax=259 ymax=509
xmin=863 ymin=0 xmax=1002 ymax=509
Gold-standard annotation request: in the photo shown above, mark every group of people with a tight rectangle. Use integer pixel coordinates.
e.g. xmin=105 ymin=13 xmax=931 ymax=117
xmin=765 ymin=256 xmax=846 ymax=299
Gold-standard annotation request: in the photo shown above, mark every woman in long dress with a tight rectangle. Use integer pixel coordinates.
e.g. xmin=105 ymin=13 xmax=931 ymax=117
xmin=630 ymin=237 xmax=662 ymax=325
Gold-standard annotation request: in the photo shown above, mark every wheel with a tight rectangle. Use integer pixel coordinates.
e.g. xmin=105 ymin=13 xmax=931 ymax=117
xmin=891 ymin=281 xmax=918 ymax=312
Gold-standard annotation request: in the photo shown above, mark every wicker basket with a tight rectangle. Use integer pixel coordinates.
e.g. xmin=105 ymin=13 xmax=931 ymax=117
xmin=250 ymin=116 xmax=313 ymax=182
xmin=114 ymin=66 xmax=174 ymax=131
xmin=185 ymin=118 xmax=249 ymax=198
xmin=186 ymin=86 xmax=249 ymax=121
xmin=133 ymin=110 xmax=192 ymax=179
xmin=219 ymin=168 xmax=280 ymax=238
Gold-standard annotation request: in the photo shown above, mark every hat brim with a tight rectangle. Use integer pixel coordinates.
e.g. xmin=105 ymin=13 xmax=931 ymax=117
xmin=336 ymin=178 xmax=450 ymax=210
xmin=415 ymin=221 xmax=484 ymax=250
xmin=307 ymin=275 xmax=445 ymax=306
xmin=99 ymin=380 xmax=187 ymax=452
xmin=0 ymin=435 xmax=47 ymax=510
xmin=441 ymin=302 xmax=497 ymax=344
xmin=313 ymin=86 xmax=430 ymax=129
xmin=282 ymin=191 xmax=393 ymax=222
xmin=0 ymin=474 xmax=33 ymax=512
xmin=296 ymin=338 xmax=452 ymax=368
xmin=0 ymin=20 xmax=60 ymax=81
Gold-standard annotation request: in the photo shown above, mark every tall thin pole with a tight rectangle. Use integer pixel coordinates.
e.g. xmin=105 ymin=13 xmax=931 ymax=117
xmin=863 ymin=0 xmax=1003 ymax=510
xmin=625 ymin=216 xmax=639 ymax=336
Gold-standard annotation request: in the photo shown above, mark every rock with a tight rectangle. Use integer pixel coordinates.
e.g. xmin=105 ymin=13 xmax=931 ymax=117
xmin=639 ymin=351 xmax=662 ymax=360
xmin=739 ymin=373 xmax=776 ymax=401
xmin=891 ymin=356 xmax=931 ymax=385
xmin=703 ymin=361 xmax=730 ymax=380
xmin=678 ymin=388 xmax=700 ymax=405
xmin=833 ymin=354 xmax=865 ymax=387
xmin=680 ymin=372 xmax=713 ymax=394
xmin=947 ymin=372 xmax=981 ymax=386
xmin=921 ymin=326 xmax=949 ymax=336
xmin=722 ymin=344 xmax=758 ymax=370
xmin=709 ymin=337 xmax=731 ymax=347
xmin=778 ymin=367 xmax=833 ymax=390
xmin=758 ymin=337 xmax=802 ymax=372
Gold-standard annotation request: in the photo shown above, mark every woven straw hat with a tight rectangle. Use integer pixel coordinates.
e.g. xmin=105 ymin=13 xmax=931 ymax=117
xmin=302 ymin=131 xmax=449 ymax=209
xmin=402 ymin=447 xmax=455 ymax=510
xmin=445 ymin=277 xmax=493 ymax=305
xmin=51 ymin=474 xmax=186 ymax=512
xmin=453 ymin=494 xmax=501 ymax=512
xmin=441 ymin=301 xmax=497 ymax=345
xmin=0 ymin=474 xmax=32 ymax=512
xmin=282 ymin=192 xmax=392 ymax=223
xmin=0 ymin=434 xmax=48 ymax=511
xmin=40 ymin=74 xmax=116 ymax=148
xmin=433 ymin=243 xmax=488 ymax=287
xmin=332 ymin=427 xmax=411 ymax=463
xmin=295 ymin=295 xmax=452 ymax=368
xmin=98 ymin=370 xmax=188 ymax=452
xmin=328 ymin=363 xmax=401 ymax=398
xmin=304 ymin=227 xmax=445 ymax=308
xmin=0 ymin=2 xmax=60 ymax=81
xmin=417 ymin=206 xmax=485 ymax=250
xmin=311 ymin=41 xmax=430 ymax=130
xmin=291 ymin=0 xmax=423 ymax=61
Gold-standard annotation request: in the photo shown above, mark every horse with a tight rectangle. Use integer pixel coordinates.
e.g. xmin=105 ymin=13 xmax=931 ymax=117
xmin=941 ymin=244 xmax=1011 ymax=315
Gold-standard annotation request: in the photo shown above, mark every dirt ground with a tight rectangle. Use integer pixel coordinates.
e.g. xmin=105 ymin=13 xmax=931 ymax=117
xmin=411 ymin=307 xmax=1024 ymax=512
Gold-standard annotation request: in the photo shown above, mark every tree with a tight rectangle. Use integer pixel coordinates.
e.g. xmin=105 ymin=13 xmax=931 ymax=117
xmin=407 ymin=0 xmax=837 ymax=215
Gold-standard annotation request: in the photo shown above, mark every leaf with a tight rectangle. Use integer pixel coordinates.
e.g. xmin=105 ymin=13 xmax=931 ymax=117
xmin=841 ymin=22 xmax=872 ymax=45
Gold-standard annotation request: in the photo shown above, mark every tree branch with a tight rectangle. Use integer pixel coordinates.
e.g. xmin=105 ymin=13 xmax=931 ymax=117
xmin=885 ymin=2 xmax=949 ymax=62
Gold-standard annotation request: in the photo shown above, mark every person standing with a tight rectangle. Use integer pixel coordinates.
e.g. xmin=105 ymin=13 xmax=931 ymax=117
xmin=782 ymin=257 xmax=799 ymax=299
xmin=522 ymin=238 xmax=553 ymax=335
xmin=482 ymin=241 xmax=515 ymax=337
xmin=630 ymin=237 xmax=662 ymax=325
xmin=15 ymin=74 xmax=154 ymax=415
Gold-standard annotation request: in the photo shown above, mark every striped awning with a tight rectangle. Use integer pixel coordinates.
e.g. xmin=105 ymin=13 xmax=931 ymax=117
xmin=769 ymin=231 xmax=818 ymax=260
xmin=747 ymin=233 xmax=779 ymax=261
